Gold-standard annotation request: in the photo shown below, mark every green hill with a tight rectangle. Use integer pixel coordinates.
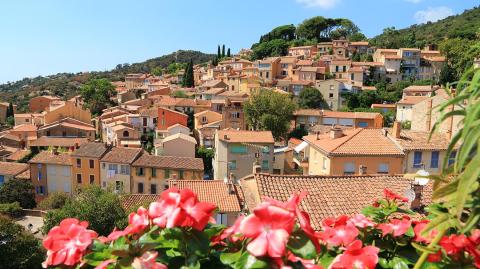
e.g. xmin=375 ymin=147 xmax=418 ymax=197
xmin=0 ymin=50 xmax=214 ymax=112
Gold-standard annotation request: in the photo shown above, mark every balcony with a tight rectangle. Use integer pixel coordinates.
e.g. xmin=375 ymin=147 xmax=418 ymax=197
xmin=293 ymin=152 xmax=309 ymax=168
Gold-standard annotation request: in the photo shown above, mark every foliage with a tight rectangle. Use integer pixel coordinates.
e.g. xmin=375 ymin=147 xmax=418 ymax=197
xmin=401 ymin=120 xmax=411 ymax=130
xmin=297 ymin=87 xmax=327 ymax=109
xmin=196 ymin=146 xmax=214 ymax=177
xmin=296 ymin=16 xmax=360 ymax=41
xmin=414 ymin=68 xmax=480 ymax=268
xmin=0 ymin=215 xmax=45 ymax=269
xmin=171 ymin=90 xmax=188 ymax=98
xmin=244 ymin=89 xmax=297 ymax=140
xmin=42 ymin=185 xmax=127 ymax=236
xmin=40 ymin=186 xmax=480 ymax=269
xmin=0 ymin=178 xmax=36 ymax=209
xmin=0 ymin=202 xmax=23 ymax=218
xmin=251 ymin=39 xmax=289 ymax=60
xmin=6 ymin=102 xmax=14 ymax=118
xmin=38 ymin=192 xmax=70 ymax=210
xmin=288 ymin=126 xmax=308 ymax=140
xmin=439 ymin=62 xmax=457 ymax=86
xmin=167 ymin=62 xmax=187 ymax=75
xmin=79 ymin=78 xmax=116 ymax=116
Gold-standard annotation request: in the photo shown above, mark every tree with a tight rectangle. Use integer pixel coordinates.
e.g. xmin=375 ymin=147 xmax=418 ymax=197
xmin=217 ymin=45 xmax=221 ymax=58
xmin=196 ymin=146 xmax=214 ymax=177
xmin=182 ymin=60 xmax=194 ymax=87
xmin=298 ymin=87 xmax=326 ymax=109
xmin=244 ymin=89 xmax=297 ymax=140
xmin=222 ymin=44 xmax=225 ymax=58
xmin=0 ymin=215 xmax=45 ymax=269
xmin=42 ymin=185 xmax=127 ymax=236
xmin=151 ymin=67 xmax=163 ymax=76
xmin=439 ymin=62 xmax=457 ymax=85
xmin=6 ymin=102 xmax=14 ymax=118
xmin=288 ymin=126 xmax=308 ymax=139
xmin=227 ymin=48 xmax=231 ymax=57
xmin=38 ymin=192 xmax=70 ymax=210
xmin=79 ymin=78 xmax=116 ymax=115
xmin=251 ymin=39 xmax=289 ymax=60
xmin=0 ymin=179 xmax=36 ymax=209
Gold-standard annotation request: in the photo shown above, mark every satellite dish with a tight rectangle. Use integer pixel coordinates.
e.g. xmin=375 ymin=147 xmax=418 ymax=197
xmin=403 ymin=189 xmax=416 ymax=203
xmin=414 ymin=169 xmax=430 ymax=186
xmin=223 ymin=177 xmax=228 ymax=184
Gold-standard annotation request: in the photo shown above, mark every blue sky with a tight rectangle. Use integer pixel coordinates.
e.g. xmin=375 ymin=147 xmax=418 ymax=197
xmin=0 ymin=0 xmax=476 ymax=83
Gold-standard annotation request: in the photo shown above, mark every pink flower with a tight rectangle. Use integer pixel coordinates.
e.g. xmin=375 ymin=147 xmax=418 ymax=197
xmin=148 ymin=188 xmax=216 ymax=231
xmin=95 ymin=259 xmax=116 ymax=269
xmin=127 ymin=206 xmax=150 ymax=234
xmin=331 ymin=240 xmax=379 ymax=269
xmin=377 ymin=217 xmax=411 ymax=237
xmin=288 ymin=252 xmax=323 ymax=269
xmin=348 ymin=214 xmax=375 ymax=229
xmin=413 ymin=220 xmax=437 ymax=243
xmin=383 ymin=189 xmax=408 ymax=203
xmin=317 ymin=215 xmax=359 ymax=247
xmin=42 ymin=218 xmax=98 ymax=268
xmin=218 ymin=215 xmax=245 ymax=243
xmin=132 ymin=251 xmax=167 ymax=269
xmin=239 ymin=202 xmax=296 ymax=258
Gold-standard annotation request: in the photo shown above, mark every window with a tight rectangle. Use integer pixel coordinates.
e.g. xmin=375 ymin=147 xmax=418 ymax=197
xmin=115 ymin=181 xmax=123 ymax=192
xmin=62 ymin=131 xmax=67 ymax=137
xmin=165 ymin=169 xmax=170 ymax=178
xmin=37 ymin=171 xmax=42 ymax=181
xmin=151 ymin=168 xmax=157 ymax=177
xmin=215 ymin=213 xmax=228 ymax=225
xmin=46 ymin=130 xmax=51 ymax=136
xmin=151 ymin=184 xmax=157 ymax=194
xmin=77 ymin=174 xmax=82 ymax=184
xmin=89 ymin=175 xmax=95 ymax=184
xmin=262 ymin=160 xmax=269 ymax=170
xmin=344 ymin=162 xmax=355 ymax=174
xmin=329 ymin=93 xmax=334 ymax=98
xmin=229 ymin=160 xmax=237 ymax=170
xmin=266 ymin=72 xmax=269 ymax=79
xmin=102 ymin=163 xmax=105 ymax=169
xmin=378 ymin=163 xmax=389 ymax=174
xmin=335 ymin=66 xmax=339 ymax=72
xmin=109 ymin=164 xmax=118 ymax=173
xmin=123 ymin=130 xmax=129 ymax=137
xmin=120 ymin=165 xmax=129 ymax=175
xmin=322 ymin=158 xmax=327 ymax=170
xmin=413 ymin=151 xmax=423 ymax=168
xmin=358 ymin=122 xmax=368 ymax=128
xmin=89 ymin=159 xmax=94 ymax=169
xmin=262 ymin=146 xmax=270 ymax=154
xmin=76 ymin=159 xmax=81 ymax=168
xmin=179 ymin=170 xmax=184 ymax=179
xmin=138 ymin=183 xmax=144 ymax=194
xmin=431 ymin=151 xmax=440 ymax=168
xmin=230 ymin=145 xmax=247 ymax=154
xmin=137 ymin=167 xmax=144 ymax=176
xmin=230 ymin=112 xmax=240 ymax=119
xmin=343 ymin=66 xmax=346 ymax=72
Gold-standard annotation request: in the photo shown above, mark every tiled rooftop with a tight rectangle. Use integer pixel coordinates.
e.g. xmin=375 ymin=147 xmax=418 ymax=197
xmin=132 ymin=154 xmax=203 ymax=171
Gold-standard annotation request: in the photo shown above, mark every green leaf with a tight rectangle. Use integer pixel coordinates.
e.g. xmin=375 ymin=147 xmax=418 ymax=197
xmin=411 ymin=242 xmax=438 ymax=254
xmin=287 ymin=230 xmax=317 ymax=260
xmin=235 ymin=251 xmax=269 ymax=269
xmin=378 ymin=257 xmax=391 ymax=268
xmin=404 ymin=226 xmax=415 ymax=237
xmin=112 ymin=236 xmax=129 ymax=251
xmin=455 ymin=154 xmax=480 ymax=219
xmin=186 ymin=229 xmax=210 ymax=257
xmin=318 ymin=253 xmax=335 ymax=268
xmin=220 ymin=251 xmax=242 ymax=266
xmin=391 ymin=257 xmax=409 ymax=269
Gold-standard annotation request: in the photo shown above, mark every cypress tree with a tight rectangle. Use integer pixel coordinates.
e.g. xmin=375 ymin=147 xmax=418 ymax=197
xmin=217 ymin=45 xmax=221 ymax=58
xmin=227 ymin=48 xmax=231 ymax=57
xmin=222 ymin=44 xmax=225 ymax=58
xmin=6 ymin=102 xmax=14 ymax=118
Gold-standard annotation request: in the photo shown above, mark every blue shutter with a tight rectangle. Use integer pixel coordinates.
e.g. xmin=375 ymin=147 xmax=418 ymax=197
xmin=413 ymin=151 xmax=423 ymax=168
xmin=431 ymin=151 xmax=439 ymax=168
xmin=0 ymin=175 xmax=4 ymax=186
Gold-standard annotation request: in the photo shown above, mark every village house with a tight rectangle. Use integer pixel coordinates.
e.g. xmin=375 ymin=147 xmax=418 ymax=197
xmin=240 ymin=173 xmax=432 ymax=230
xmin=71 ymin=142 xmax=110 ymax=190
xmin=371 ymin=103 xmax=397 ymax=113
xmin=103 ymin=122 xmax=141 ymax=148
xmin=213 ymin=130 xmax=275 ymax=181
xmin=278 ymin=56 xmax=298 ymax=79
xmin=373 ymin=49 xmax=402 ymax=83
xmin=293 ymin=109 xmax=383 ymax=131
xmin=29 ymin=95 xmax=61 ymax=112
xmin=43 ymin=100 xmax=92 ymax=125
xmin=29 ymin=137 xmax=88 ymax=151
xmin=0 ymin=102 xmax=16 ymax=124
xmin=138 ymin=107 xmax=158 ymax=135
xmin=100 ymin=147 xmax=143 ymax=193
xmin=329 ymin=59 xmax=351 ymax=79
xmin=9 ymin=124 xmax=38 ymax=147
xmin=37 ymin=117 xmax=95 ymax=141
xmin=348 ymin=41 xmax=371 ymax=55
xmin=155 ymin=133 xmax=197 ymax=158
xmin=302 ymin=128 xmax=404 ymax=176
xmin=221 ymin=98 xmax=247 ymax=130
xmin=193 ymin=110 xmax=223 ymax=148
xmin=288 ymin=45 xmax=318 ymax=59
xmin=131 ymin=154 xmax=203 ymax=194
xmin=14 ymin=113 xmax=44 ymax=126
xmin=156 ymin=108 xmax=188 ymax=138
xmin=256 ymin=57 xmax=280 ymax=85
xmin=317 ymin=42 xmax=333 ymax=56
xmin=396 ymin=96 xmax=429 ymax=123
xmin=316 ymin=79 xmax=348 ymax=110
xmin=29 ymin=150 xmax=73 ymax=201
xmin=0 ymin=162 xmax=29 ymax=186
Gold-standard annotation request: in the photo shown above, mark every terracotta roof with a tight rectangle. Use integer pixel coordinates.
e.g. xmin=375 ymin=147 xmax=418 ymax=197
xmin=101 ymin=147 xmax=143 ymax=164
xmin=294 ymin=109 xmax=322 ymax=116
xmin=331 ymin=60 xmax=352 ymax=65
xmin=304 ymin=128 xmax=404 ymax=156
xmin=202 ymin=80 xmax=225 ymax=88
xmin=29 ymin=137 xmax=88 ymax=147
xmin=166 ymin=123 xmax=189 ymax=131
xmin=349 ymin=66 xmax=364 ymax=72
xmin=397 ymin=96 xmax=429 ymax=105
xmin=0 ymin=162 xmax=29 ymax=176
xmin=71 ymin=142 xmax=110 ymax=158
xmin=203 ymin=87 xmax=226 ymax=95
xmin=29 ymin=151 xmax=72 ymax=165
xmin=296 ymin=60 xmax=313 ymax=66
xmin=289 ymin=45 xmax=316 ymax=50
xmin=323 ymin=111 xmax=380 ymax=119
xmin=297 ymin=66 xmax=321 ymax=72
xmin=162 ymin=133 xmax=197 ymax=144
xmin=132 ymin=154 xmax=203 ymax=171
xmin=38 ymin=118 xmax=95 ymax=132
xmin=371 ymin=103 xmax=396 ymax=109
xmin=15 ymin=169 xmax=30 ymax=180
xmin=392 ymin=130 xmax=450 ymax=151
xmin=280 ymin=57 xmax=298 ymax=64
xmin=350 ymin=41 xmax=369 ymax=46
xmin=240 ymin=173 xmax=432 ymax=230
xmin=403 ymin=85 xmax=437 ymax=92
xmin=384 ymin=55 xmax=402 ymax=60
xmin=6 ymin=150 xmax=30 ymax=162
xmin=169 ymin=180 xmax=242 ymax=212
xmin=121 ymin=194 xmax=161 ymax=211
xmin=139 ymin=107 xmax=158 ymax=117
xmin=12 ymin=124 xmax=37 ymax=132
xmin=352 ymin=62 xmax=384 ymax=67
xmin=217 ymin=130 xmax=274 ymax=144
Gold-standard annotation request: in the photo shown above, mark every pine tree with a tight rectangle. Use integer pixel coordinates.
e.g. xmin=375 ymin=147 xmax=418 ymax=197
xmin=217 ymin=45 xmax=221 ymax=58
xmin=227 ymin=48 xmax=231 ymax=57
xmin=6 ymin=102 xmax=14 ymax=118
xmin=182 ymin=60 xmax=194 ymax=88
xmin=222 ymin=44 xmax=225 ymax=58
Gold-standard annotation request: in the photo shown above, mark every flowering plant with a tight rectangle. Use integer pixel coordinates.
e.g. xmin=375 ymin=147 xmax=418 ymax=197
xmin=42 ymin=188 xmax=480 ymax=269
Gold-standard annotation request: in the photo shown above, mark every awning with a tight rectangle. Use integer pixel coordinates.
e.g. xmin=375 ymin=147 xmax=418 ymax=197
xmin=294 ymin=141 xmax=308 ymax=153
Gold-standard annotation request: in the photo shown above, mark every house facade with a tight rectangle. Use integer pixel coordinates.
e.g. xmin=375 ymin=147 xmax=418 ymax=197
xmin=100 ymin=147 xmax=143 ymax=193
xmin=71 ymin=142 xmax=110 ymax=190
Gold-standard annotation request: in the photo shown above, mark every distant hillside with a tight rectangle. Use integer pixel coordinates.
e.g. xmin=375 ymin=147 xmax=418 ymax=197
xmin=0 ymin=50 xmax=215 ymax=112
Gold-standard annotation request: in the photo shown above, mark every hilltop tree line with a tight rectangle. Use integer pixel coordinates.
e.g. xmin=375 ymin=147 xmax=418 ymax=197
xmin=250 ymin=16 xmax=366 ymax=60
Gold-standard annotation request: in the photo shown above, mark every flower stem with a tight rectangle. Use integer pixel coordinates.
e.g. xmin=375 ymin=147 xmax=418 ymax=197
xmin=413 ymin=228 xmax=446 ymax=269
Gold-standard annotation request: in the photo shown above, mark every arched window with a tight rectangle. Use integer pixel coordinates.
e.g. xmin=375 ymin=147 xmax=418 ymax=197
xmin=123 ymin=130 xmax=129 ymax=137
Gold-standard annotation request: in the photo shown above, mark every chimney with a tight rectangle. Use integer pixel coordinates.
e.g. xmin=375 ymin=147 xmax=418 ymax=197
xmin=226 ymin=173 xmax=236 ymax=194
xmin=224 ymin=134 xmax=229 ymax=140
xmin=359 ymin=165 xmax=367 ymax=175
xmin=316 ymin=131 xmax=320 ymax=140
xmin=330 ymin=127 xmax=344 ymax=139
xmin=410 ymin=184 xmax=423 ymax=210
xmin=253 ymin=162 xmax=262 ymax=174
xmin=392 ymin=121 xmax=401 ymax=139
xmin=52 ymin=147 xmax=59 ymax=155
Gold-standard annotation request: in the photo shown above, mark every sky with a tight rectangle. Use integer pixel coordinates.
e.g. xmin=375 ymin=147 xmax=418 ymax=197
xmin=0 ymin=0 xmax=476 ymax=83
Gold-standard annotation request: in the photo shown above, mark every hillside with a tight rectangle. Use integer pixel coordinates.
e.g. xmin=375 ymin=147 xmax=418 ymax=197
xmin=370 ymin=6 xmax=480 ymax=48
xmin=0 ymin=50 xmax=214 ymax=112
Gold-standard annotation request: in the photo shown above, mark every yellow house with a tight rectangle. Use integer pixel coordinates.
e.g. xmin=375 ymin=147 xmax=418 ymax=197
xmin=44 ymin=101 xmax=92 ymax=125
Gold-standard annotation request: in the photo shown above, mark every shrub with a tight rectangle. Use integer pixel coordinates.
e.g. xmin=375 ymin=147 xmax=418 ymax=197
xmin=38 ymin=192 xmax=70 ymax=210
xmin=0 ymin=178 xmax=36 ymax=209
xmin=0 ymin=202 xmax=23 ymax=218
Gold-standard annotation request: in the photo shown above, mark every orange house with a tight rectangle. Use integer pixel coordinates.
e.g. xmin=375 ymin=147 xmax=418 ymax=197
xmin=29 ymin=95 xmax=60 ymax=113
xmin=157 ymin=108 xmax=188 ymax=138
xmin=71 ymin=142 xmax=110 ymax=190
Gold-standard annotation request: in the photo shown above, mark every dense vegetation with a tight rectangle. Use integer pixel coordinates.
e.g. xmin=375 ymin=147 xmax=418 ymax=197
xmin=0 ymin=50 xmax=214 ymax=112
xmin=0 ymin=178 xmax=36 ymax=209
